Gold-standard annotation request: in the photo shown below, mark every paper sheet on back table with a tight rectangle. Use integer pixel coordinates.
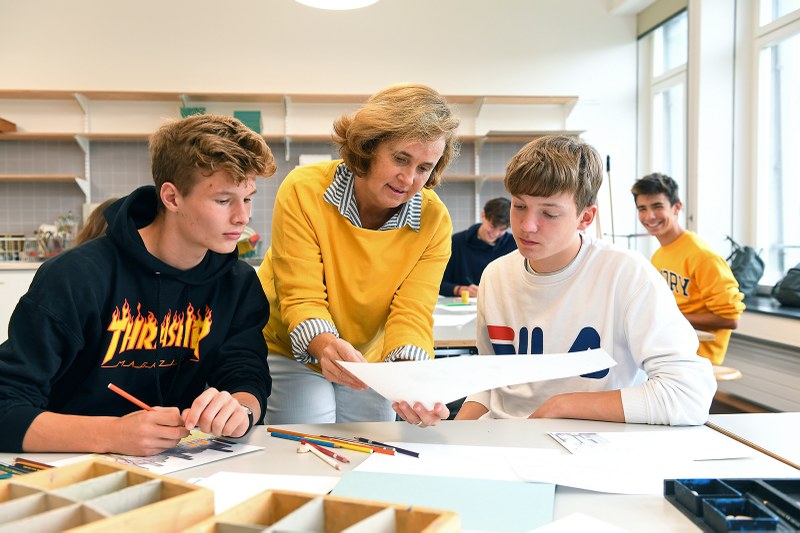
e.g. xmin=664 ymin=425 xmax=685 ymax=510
xmin=338 ymin=348 xmax=616 ymax=408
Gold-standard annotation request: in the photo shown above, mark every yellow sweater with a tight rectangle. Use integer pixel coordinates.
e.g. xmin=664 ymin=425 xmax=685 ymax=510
xmin=258 ymin=160 xmax=452 ymax=370
xmin=651 ymin=231 xmax=745 ymax=364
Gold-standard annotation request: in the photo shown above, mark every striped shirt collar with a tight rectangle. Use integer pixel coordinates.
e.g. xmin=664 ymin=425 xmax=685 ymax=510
xmin=323 ymin=162 xmax=421 ymax=232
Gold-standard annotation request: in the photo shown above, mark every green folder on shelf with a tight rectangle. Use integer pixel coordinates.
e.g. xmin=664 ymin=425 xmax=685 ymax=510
xmin=331 ymin=471 xmax=555 ymax=532
xmin=233 ymin=110 xmax=261 ymax=133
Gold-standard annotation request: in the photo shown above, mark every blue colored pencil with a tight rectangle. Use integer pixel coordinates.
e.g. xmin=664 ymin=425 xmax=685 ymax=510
xmin=269 ymin=431 xmax=337 ymax=448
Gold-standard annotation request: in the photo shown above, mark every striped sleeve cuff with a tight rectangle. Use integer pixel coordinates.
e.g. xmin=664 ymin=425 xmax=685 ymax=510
xmin=289 ymin=318 xmax=339 ymax=364
xmin=385 ymin=344 xmax=431 ymax=362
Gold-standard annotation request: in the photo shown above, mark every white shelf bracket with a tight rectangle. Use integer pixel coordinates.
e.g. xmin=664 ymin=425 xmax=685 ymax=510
xmin=283 ymin=96 xmax=291 ymax=161
xmin=73 ymin=92 xmax=90 ymax=133
xmin=73 ymin=135 xmax=91 ymax=203
xmin=473 ymin=139 xmax=484 ymax=176
xmin=474 ymin=180 xmax=483 ymax=222
xmin=74 ymin=177 xmax=91 ymax=200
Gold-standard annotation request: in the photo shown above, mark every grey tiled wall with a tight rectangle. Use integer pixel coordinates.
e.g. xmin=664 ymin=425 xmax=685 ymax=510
xmin=0 ymin=139 xmax=522 ymax=248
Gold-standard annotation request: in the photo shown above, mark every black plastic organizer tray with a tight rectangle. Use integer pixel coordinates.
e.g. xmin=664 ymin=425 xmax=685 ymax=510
xmin=665 ymin=478 xmax=800 ymax=532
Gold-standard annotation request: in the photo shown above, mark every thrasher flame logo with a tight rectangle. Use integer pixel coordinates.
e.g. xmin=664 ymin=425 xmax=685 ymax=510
xmin=101 ymin=300 xmax=212 ymax=367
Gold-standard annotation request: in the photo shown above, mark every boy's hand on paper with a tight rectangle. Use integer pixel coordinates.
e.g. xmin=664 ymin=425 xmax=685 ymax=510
xmin=310 ymin=333 xmax=368 ymax=390
xmin=115 ymin=406 xmax=189 ymax=456
xmin=392 ymin=401 xmax=449 ymax=428
xmin=181 ymin=387 xmax=251 ymax=438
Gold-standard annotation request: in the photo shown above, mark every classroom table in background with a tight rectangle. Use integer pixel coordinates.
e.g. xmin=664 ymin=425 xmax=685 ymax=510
xmin=2 ymin=415 xmax=798 ymax=532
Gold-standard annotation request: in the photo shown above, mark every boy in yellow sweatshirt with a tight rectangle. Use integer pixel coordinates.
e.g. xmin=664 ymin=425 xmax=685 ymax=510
xmin=632 ymin=173 xmax=745 ymax=364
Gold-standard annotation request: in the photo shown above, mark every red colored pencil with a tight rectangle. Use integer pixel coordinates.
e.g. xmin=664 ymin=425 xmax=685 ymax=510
xmin=301 ymin=440 xmax=350 ymax=463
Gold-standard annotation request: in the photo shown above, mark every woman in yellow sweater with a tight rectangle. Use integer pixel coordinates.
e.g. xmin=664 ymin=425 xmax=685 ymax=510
xmin=258 ymin=84 xmax=458 ymax=424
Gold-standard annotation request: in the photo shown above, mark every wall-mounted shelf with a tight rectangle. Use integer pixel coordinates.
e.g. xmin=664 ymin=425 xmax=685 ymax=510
xmin=443 ymin=174 xmax=504 ymax=182
xmin=0 ymin=89 xmax=577 ymax=107
xmin=0 ymin=89 xmax=582 ymax=189
xmin=0 ymin=173 xmax=89 ymax=196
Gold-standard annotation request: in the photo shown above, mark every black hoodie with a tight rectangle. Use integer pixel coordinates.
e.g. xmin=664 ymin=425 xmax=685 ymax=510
xmin=0 ymin=186 xmax=271 ymax=451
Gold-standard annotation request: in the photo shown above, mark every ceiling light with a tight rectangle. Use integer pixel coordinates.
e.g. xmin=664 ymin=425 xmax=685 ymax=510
xmin=294 ymin=0 xmax=379 ymax=10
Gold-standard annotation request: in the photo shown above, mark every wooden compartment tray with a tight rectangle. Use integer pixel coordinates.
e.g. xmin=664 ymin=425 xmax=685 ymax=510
xmin=0 ymin=458 xmax=213 ymax=532
xmin=182 ymin=489 xmax=460 ymax=533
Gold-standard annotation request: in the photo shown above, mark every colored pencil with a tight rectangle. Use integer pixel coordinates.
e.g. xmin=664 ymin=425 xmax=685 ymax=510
xmin=266 ymin=427 xmax=374 ymax=454
xmin=269 ymin=431 xmax=339 ymax=448
xmin=356 ymin=437 xmax=420 ymax=458
xmin=14 ymin=457 xmax=53 ymax=470
xmin=0 ymin=462 xmax=28 ymax=475
xmin=301 ymin=439 xmax=350 ymax=464
xmin=317 ymin=438 xmax=374 ymax=454
xmin=107 ymin=383 xmax=153 ymax=411
xmin=298 ymin=442 xmax=340 ymax=470
xmin=320 ymin=435 xmax=394 ymax=455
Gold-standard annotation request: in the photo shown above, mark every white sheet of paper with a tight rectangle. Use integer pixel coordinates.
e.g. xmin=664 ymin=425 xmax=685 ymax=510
xmin=509 ymin=426 xmax=776 ymax=495
xmin=531 ymin=512 xmax=631 ymax=532
xmin=549 ymin=427 xmax=758 ymax=461
xmin=354 ymin=441 xmax=558 ymax=482
xmin=506 ymin=450 xmax=675 ymax=494
xmin=50 ymin=431 xmax=262 ymax=475
xmin=191 ymin=471 xmax=339 ymax=513
xmin=339 ymin=349 xmax=616 ymax=408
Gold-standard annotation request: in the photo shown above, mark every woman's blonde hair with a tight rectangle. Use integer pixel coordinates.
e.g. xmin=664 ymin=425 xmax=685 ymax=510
xmin=332 ymin=83 xmax=460 ymax=188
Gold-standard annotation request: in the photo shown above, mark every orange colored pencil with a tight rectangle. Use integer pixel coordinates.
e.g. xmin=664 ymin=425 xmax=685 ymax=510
xmin=107 ymin=383 xmax=154 ymax=411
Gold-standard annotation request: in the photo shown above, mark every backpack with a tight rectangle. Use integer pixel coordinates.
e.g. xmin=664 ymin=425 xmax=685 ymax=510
xmin=772 ymin=265 xmax=800 ymax=307
xmin=725 ymin=236 xmax=764 ymax=297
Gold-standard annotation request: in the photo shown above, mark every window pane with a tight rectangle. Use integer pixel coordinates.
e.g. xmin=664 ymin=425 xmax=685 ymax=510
xmin=759 ymin=0 xmax=800 ymax=26
xmin=652 ymin=85 xmax=687 ymax=226
xmin=758 ymin=32 xmax=800 ymax=283
xmin=653 ymin=11 xmax=688 ymax=77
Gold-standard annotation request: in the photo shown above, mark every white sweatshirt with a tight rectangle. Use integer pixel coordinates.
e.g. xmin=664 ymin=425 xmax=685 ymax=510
xmin=467 ymin=235 xmax=716 ymax=426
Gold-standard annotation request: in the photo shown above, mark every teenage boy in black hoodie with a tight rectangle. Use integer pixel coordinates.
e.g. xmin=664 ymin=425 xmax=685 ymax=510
xmin=0 ymin=114 xmax=277 ymax=455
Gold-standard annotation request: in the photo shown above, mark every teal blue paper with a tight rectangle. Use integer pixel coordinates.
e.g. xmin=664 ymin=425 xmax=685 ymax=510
xmin=331 ymin=471 xmax=554 ymax=532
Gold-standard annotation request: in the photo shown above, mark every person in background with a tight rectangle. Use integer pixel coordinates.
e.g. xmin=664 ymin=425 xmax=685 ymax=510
xmin=439 ymin=197 xmax=517 ymax=298
xmin=0 ymin=114 xmax=276 ymax=454
xmin=631 ymin=173 xmax=745 ymax=365
xmin=258 ymin=83 xmax=457 ymax=425
xmin=74 ymin=197 xmax=118 ymax=246
xmin=396 ymin=136 xmax=716 ymax=427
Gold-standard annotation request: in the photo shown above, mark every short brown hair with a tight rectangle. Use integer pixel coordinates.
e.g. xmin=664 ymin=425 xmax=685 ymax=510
xmin=504 ymin=136 xmax=603 ymax=211
xmin=631 ymin=172 xmax=681 ymax=205
xmin=483 ymin=197 xmax=511 ymax=227
xmin=149 ymin=114 xmax=277 ymax=210
xmin=332 ymin=83 xmax=460 ymax=188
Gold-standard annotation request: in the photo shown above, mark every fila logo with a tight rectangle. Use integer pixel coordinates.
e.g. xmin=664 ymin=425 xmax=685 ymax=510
xmin=487 ymin=325 xmax=609 ymax=379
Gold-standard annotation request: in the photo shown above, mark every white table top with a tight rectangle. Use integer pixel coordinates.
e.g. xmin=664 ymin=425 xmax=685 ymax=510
xmin=709 ymin=412 xmax=800 ymax=469
xmin=4 ymin=416 xmax=798 ymax=532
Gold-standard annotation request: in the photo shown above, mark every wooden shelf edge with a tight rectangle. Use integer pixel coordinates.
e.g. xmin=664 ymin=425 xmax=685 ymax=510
xmin=0 ymin=132 xmax=76 ymax=141
xmin=443 ymin=174 xmax=504 ymax=182
xmin=0 ymin=174 xmax=82 ymax=182
xmin=0 ymin=89 xmax=579 ymax=108
xmin=2 ymin=131 xmax=584 ymax=144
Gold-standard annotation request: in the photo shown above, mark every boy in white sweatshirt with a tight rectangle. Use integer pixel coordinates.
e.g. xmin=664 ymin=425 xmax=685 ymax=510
xmin=397 ymin=136 xmax=716 ymax=427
